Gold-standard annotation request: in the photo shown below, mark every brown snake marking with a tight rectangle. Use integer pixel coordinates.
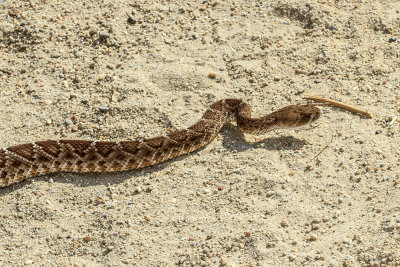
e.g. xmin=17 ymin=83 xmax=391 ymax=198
xmin=0 ymin=99 xmax=320 ymax=188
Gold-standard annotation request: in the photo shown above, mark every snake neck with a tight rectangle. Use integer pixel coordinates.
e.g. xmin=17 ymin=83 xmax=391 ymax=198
xmin=209 ymin=99 xmax=275 ymax=134
xmin=212 ymin=99 xmax=320 ymax=134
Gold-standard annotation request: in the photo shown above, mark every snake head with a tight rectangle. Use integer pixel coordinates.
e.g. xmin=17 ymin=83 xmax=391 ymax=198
xmin=273 ymin=105 xmax=321 ymax=130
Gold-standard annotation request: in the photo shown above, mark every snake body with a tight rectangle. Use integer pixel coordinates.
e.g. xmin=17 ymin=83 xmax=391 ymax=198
xmin=0 ymin=99 xmax=320 ymax=188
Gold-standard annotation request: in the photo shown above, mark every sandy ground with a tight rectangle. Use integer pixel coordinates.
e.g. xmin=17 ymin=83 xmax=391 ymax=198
xmin=1 ymin=0 xmax=399 ymax=266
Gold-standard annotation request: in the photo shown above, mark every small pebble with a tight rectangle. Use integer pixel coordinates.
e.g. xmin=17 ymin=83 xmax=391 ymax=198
xmin=281 ymin=219 xmax=289 ymax=227
xmin=311 ymin=223 xmax=320 ymax=230
xmin=98 ymin=106 xmax=110 ymax=112
xmin=207 ymin=73 xmax=217 ymax=79
xmin=64 ymin=118 xmax=73 ymax=126
xmin=127 ymin=15 xmax=137 ymax=24
xmin=99 ymin=31 xmax=110 ymax=39
xmin=266 ymin=190 xmax=275 ymax=197
xmin=308 ymin=234 xmax=317 ymax=241
xmin=295 ymin=69 xmax=308 ymax=75
xmin=134 ymin=186 xmax=142 ymax=194
xmin=333 ymin=210 xmax=341 ymax=218
xmin=82 ymin=236 xmax=93 ymax=242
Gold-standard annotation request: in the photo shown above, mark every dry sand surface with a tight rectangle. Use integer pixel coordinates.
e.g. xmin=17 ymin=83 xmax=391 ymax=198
xmin=1 ymin=0 xmax=399 ymax=266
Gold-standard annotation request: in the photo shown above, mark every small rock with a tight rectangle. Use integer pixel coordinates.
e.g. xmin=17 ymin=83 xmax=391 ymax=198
xmin=308 ymin=234 xmax=317 ymax=241
xmin=127 ymin=15 xmax=137 ymax=24
xmin=389 ymin=37 xmax=397 ymax=43
xmin=65 ymin=118 xmax=73 ymax=126
xmin=63 ymin=81 xmax=69 ymax=89
xmin=75 ymin=51 xmax=83 ymax=57
xmin=111 ymin=91 xmax=120 ymax=102
xmin=311 ymin=223 xmax=320 ymax=230
xmin=295 ymin=69 xmax=308 ymax=75
xmin=266 ymin=242 xmax=276 ymax=248
xmin=208 ymin=73 xmax=217 ymax=79
xmin=99 ymin=31 xmax=110 ymax=39
xmin=98 ymin=73 xmax=107 ymax=80
xmin=73 ymin=77 xmax=82 ymax=83
xmin=266 ymin=190 xmax=275 ymax=197
xmin=82 ymin=236 xmax=93 ymax=242
xmin=281 ymin=219 xmax=289 ymax=227
xmin=98 ymin=106 xmax=110 ymax=112
xmin=134 ymin=186 xmax=142 ymax=194
xmin=333 ymin=210 xmax=341 ymax=218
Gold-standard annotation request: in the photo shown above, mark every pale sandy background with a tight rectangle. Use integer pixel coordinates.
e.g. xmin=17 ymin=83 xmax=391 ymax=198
xmin=0 ymin=0 xmax=399 ymax=266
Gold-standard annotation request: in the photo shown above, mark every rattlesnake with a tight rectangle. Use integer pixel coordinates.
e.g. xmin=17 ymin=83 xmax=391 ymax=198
xmin=0 ymin=99 xmax=320 ymax=188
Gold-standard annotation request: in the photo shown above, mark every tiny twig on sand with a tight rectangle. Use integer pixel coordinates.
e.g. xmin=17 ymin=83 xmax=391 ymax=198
xmin=388 ymin=116 xmax=398 ymax=126
xmin=303 ymin=95 xmax=373 ymax=119
xmin=314 ymin=135 xmax=333 ymax=159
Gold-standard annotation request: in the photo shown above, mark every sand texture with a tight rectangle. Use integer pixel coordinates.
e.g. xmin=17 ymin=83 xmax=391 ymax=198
xmin=0 ymin=0 xmax=399 ymax=266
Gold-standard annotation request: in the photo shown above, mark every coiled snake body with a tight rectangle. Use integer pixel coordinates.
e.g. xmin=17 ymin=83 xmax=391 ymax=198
xmin=0 ymin=99 xmax=320 ymax=188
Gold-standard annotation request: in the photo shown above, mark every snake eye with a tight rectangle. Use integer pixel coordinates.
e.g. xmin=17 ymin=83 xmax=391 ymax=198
xmin=301 ymin=112 xmax=315 ymax=125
